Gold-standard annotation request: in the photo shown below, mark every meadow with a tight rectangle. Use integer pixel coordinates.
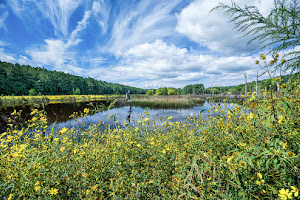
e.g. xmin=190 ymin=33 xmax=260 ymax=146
xmin=0 ymin=78 xmax=299 ymax=199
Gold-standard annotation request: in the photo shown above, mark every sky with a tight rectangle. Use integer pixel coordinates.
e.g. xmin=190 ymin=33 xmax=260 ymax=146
xmin=0 ymin=0 xmax=282 ymax=89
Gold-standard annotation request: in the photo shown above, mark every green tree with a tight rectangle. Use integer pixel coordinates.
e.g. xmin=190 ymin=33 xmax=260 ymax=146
xmin=212 ymin=0 xmax=300 ymax=71
xmin=72 ymin=87 xmax=81 ymax=95
xmin=167 ymin=88 xmax=177 ymax=95
xmin=28 ymin=88 xmax=38 ymax=96
xmin=146 ymin=90 xmax=155 ymax=95
xmin=155 ymin=87 xmax=168 ymax=95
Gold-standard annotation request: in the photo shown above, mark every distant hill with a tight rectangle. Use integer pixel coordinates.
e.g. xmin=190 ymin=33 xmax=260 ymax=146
xmin=0 ymin=61 xmax=146 ymax=96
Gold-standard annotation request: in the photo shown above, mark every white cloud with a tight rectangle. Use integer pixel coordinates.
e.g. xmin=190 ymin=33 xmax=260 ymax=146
xmin=0 ymin=48 xmax=16 ymax=62
xmin=8 ymin=0 xmax=83 ymax=36
xmin=176 ymin=0 xmax=274 ymax=55
xmin=87 ymin=40 xmax=263 ymax=88
xmin=0 ymin=4 xmax=8 ymax=31
xmin=92 ymin=0 xmax=111 ymax=34
xmin=107 ymin=0 xmax=181 ymax=56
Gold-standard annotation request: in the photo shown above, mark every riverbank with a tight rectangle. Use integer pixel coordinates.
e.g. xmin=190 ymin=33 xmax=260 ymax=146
xmin=0 ymin=95 xmax=122 ymax=108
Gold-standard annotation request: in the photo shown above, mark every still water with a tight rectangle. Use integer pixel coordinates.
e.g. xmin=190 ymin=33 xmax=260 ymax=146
xmin=0 ymin=100 xmax=237 ymax=133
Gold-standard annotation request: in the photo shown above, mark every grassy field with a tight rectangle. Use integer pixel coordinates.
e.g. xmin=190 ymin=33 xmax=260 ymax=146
xmin=0 ymin=79 xmax=299 ymax=199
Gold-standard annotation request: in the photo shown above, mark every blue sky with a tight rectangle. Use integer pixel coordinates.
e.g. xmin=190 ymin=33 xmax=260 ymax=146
xmin=0 ymin=0 xmax=277 ymax=89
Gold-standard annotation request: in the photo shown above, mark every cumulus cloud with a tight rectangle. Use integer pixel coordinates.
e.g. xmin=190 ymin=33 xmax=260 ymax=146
xmin=88 ymin=40 xmax=262 ymax=88
xmin=176 ymin=0 xmax=274 ymax=55
xmin=0 ymin=48 xmax=16 ymax=62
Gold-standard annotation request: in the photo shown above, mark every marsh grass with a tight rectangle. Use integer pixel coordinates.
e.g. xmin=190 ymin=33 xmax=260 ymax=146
xmin=0 ymin=80 xmax=299 ymax=199
xmin=130 ymin=95 xmax=205 ymax=109
xmin=0 ymin=95 xmax=121 ymax=108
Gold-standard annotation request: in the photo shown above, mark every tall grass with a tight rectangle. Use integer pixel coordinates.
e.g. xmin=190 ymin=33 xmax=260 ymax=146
xmin=130 ymin=95 xmax=205 ymax=109
xmin=0 ymin=79 xmax=299 ymax=199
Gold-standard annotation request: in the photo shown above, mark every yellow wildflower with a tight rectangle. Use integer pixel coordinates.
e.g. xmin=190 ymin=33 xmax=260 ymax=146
xmin=287 ymin=151 xmax=295 ymax=157
xmin=255 ymin=60 xmax=259 ymax=64
xmin=274 ymin=77 xmax=281 ymax=81
xmin=35 ymin=186 xmax=41 ymax=191
xmin=257 ymin=173 xmax=262 ymax=179
xmin=60 ymin=128 xmax=68 ymax=134
xmin=282 ymin=59 xmax=286 ymax=63
xmin=278 ymin=115 xmax=284 ymax=124
xmin=248 ymin=113 xmax=254 ymax=120
xmin=48 ymin=188 xmax=58 ymax=195
xmin=7 ymin=194 xmax=13 ymax=200
xmin=291 ymin=186 xmax=298 ymax=197
xmin=278 ymin=188 xmax=293 ymax=200
xmin=240 ymin=161 xmax=246 ymax=168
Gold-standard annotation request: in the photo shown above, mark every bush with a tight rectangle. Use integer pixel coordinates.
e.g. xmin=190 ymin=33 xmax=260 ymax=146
xmin=28 ymin=88 xmax=37 ymax=96
xmin=146 ymin=90 xmax=154 ymax=95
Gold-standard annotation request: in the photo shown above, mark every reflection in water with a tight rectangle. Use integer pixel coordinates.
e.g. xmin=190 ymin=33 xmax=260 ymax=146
xmin=0 ymin=100 xmax=238 ymax=133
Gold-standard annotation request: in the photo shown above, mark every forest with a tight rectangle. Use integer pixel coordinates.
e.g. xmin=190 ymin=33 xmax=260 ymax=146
xmin=0 ymin=61 xmax=146 ymax=96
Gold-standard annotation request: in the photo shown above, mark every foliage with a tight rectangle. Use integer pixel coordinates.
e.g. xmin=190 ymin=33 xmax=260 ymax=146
xmin=28 ymin=88 xmax=38 ymax=96
xmin=72 ymin=87 xmax=81 ymax=95
xmin=211 ymin=0 xmax=300 ymax=71
xmin=146 ymin=90 xmax=155 ymax=95
xmin=0 ymin=61 xmax=146 ymax=96
xmin=182 ymin=84 xmax=205 ymax=95
xmin=155 ymin=87 xmax=168 ymax=95
xmin=0 ymin=78 xmax=299 ymax=199
xmin=167 ymin=88 xmax=177 ymax=95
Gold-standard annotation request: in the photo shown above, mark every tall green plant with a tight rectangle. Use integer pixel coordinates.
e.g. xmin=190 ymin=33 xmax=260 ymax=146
xmin=211 ymin=0 xmax=300 ymax=71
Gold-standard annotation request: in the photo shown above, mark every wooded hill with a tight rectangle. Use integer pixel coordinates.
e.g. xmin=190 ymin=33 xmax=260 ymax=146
xmin=0 ymin=61 xmax=146 ymax=96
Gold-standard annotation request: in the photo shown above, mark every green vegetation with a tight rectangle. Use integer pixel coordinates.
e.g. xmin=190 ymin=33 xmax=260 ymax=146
xmin=131 ymin=95 xmax=205 ymax=109
xmin=0 ymin=61 xmax=146 ymax=96
xmin=182 ymin=84 xmax=205 ymax=95
xmin=0 ymin=79 xmax=299 ymax=199
xmin=212 ymin=0 xmax=300 ymax=71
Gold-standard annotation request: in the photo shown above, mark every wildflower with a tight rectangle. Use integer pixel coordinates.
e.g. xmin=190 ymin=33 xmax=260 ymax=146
xmin=274 ymin=77 xmax=281 ymax=81
xmin=241 ymin=95 xmax=245 ymax=98
xmin=275 ymin=54 xmax=279 ymax=57
xmin=60 ymin=128 xmax=68 ymax=134
xmin=278 ymin=188 xmax=293 ymax=200
xmin=7 ymin=194 xmax=13 ymax=200
xmin=287 ymin=151 xmax=295 ymax=157
xmin=261 ymin=190 xmax=266 ymax=194
xmin=257 ymin=173 xmax=262 ymax=179
xmin=291 ymin=186 xmax=299 ymax=197
xmin=248 ymin=113 xmax=254 ymax=120
xmin=282 ymin=59 xmax=286 ymax=63
xmin=35 ymin=186 xmax=41 ymax=191
xmin=84 ymin=108 xmax=89 ymax=114
xmin=270 ymin=60 xmax=275 ymax=64
xmin=255 ymin=60 xmax=259 ymax=64
xmin=256 ymin=180 xmax=261 ymax=185
xmin=281 ymin=83 xmax=286 ymax=88
xmin=48 ymin=188 xmax=58 ymax=195
xmin=278 ymin=115 xmax=285 ymax=124
xmin=240 ymin=161 xmax=246 ymax=168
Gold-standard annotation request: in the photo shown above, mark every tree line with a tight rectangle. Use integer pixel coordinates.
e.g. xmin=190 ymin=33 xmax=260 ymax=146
xmin=0 ymin=61 xmax=146 ymax=96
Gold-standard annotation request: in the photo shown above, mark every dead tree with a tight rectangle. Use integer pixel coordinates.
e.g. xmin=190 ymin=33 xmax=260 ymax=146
xmin=243 ymin=70 xmax=247 ymax=97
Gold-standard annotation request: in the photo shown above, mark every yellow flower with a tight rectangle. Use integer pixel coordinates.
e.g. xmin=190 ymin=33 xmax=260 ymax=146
xmin=291 ymin=186 xmax=299 ymax=197
xmin=257 ymin=173 xmax=262 ymax=179
xmin=275 ymin=54 xmax=279 ymax=57
xmin=256 ymin=180 xmax=261 ymax=185
xmin=278 ymin=115 xmax=284 ymax=124
xmin=270 ymin=60 xmax=275 ymax=64
xmin=278 ymin=188 xmax=293 ymax=200
xmin=35 ymin=186 xmax=41 ymax=191
xmin=274 ymin=77 xmax=281 ymax=81
xmin=48 ymin=188 xmax=58 ymax=195
xmin=7 ymin=194 xmax=13 ymax=200
xmin=60 ymin=128 xmax=68 ymax=134
xmin=255 ymin=60 xmax=259 ymax=64
xmin=240 ymin=161 xmax=246 ymax=168
xmin=282 ymin=59 xmax=286 ymax=63
xmin=287 ymin=151 xmax=295 ymax=157
xmin=248 ymin=113 xmax=254 ymax=120
xmin=241 ymin=95 xmax=245 ymax=98
xmin=92 ymin=185 xmax=98 ymax=191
